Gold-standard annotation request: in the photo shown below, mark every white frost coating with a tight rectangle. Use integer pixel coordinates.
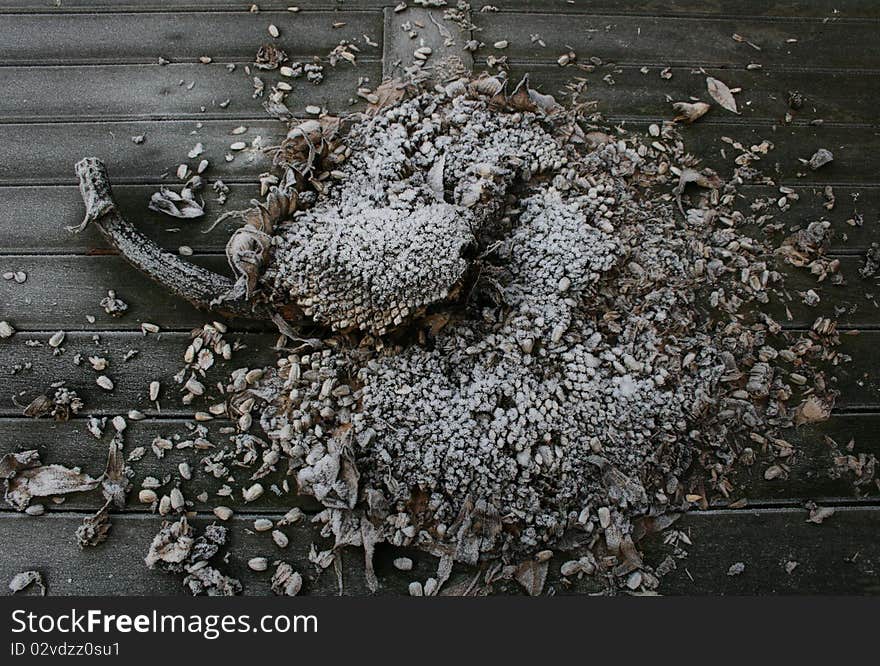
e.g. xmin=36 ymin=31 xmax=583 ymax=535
xmin=265 ymin=93 xmax=564 ymax=334
xmin=227 ymin=82 xmax=808 ymax=572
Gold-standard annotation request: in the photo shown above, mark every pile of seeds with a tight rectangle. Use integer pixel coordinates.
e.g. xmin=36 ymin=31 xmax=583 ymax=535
xmin=6 ymin=62 xmax=855 ymax=594
xmin=169 ymin=74 xmax=840 ymax=591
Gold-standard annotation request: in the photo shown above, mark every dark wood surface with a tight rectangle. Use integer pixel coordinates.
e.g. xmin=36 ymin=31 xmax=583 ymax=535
xmin=1 ymin=0 xmax=878 ymax=596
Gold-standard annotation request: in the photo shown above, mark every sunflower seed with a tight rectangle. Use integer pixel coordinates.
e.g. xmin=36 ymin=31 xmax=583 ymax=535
xmin=170 ymin=487 xmax=185 ymax=510
xmin=253 ymin=518 xmax=274 ymax=532
xmin=272 ymin=530 xmax=289 ymax=548
xmin=149 ymin=381 xmax=160 ymax=401
xmin=138 ymin=489 xmax=157 ymax=504
xmin=393 ymin=557 xmax=413 ymax=571
xmin=213 ymin=506 xmax=233 ymax=521
xmin=268 ymin=24 xmax=280 ymax=38
xmin=96 ymin=375 xmax=114 ymax=391
xmin=25 ymin=504 xmax=45 ymax=516
xmin=48 ymin=331 xmax=65 ymax=348
xmin=248 ymin=557 xmax=269 ymax=571
xmin=243 ymin=483 xmax=264 ymax=502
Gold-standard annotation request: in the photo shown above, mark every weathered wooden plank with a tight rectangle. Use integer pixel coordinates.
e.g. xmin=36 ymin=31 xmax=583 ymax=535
xmin=2 ymin=119 xmax=875 ymax=186
xmin=506 ymin=63 xmax=880 ymax=125
xmin=0 ymin=0 xmax=393 ymax=12
xmin=487 ymin=0 xmax=880 ymax=19
xmin=1 ymin=328 xmax=877 ymax=414
xmin=0 ymin=256 xmax=283 ymax=331
xmin=0 ymin=512 xmax=378 ymax=596
xmin=735 ymin=184 xmax=880 ymax=254
xmin=767 ymin=255 xmax=880 ymax=331
xmin=2 ymin=407 xmax=876 ymax=512
xmin=0 ymin=418 xmax=321 ymax=513
xmin=0 ymin=11 xmax=384 ymax=65
xmin=0 ymin=324 xmax=876 ymax=414
xmin=2 ymin=507 xmax=878 ymax=595
xmin=0 ymin=332 xmax=279 ymax=417
xmin=2 ymin=0 xmax=876 ymax=19
xmin=383 ymin=6 xmax=473 ymax=80
xmin=1 ymin=253 xmax=877 ymax=333
xmin=3 ymin=61 xmax=877 ymax=126
xmin=471 ymin=13 xmax=880 ymax=70
xmin=640 ymin=506 xmax=880 ymax=595
xmin=1 ymin=180 xmax=876 ymax=256
xmin=0 ymin=119 xmax=281 ymax=186
xmin=654 ymin=121 xmax=880 ymax=186
xmin=0 ymin=62 xmax=381 ymax=122
xmin=721 ymin=414 xmax=880 ymax=505
xmin=0 ymin=184 xmax=261 ymax=255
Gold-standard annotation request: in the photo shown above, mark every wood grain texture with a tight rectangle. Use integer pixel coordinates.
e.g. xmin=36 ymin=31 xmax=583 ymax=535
xmin=0 ymin=330 xmax=880 ymax=416
xmin=0 ymin=332 xmax=279 ymax=417
xmin=0 ymin=11 xmax=384 ymax=65
xmin=2 ymin=507 xmax=878 ymax=596
xmin=1 ymin=181 xmax=878 ymax=255
xmin=1 ymin=119 xmax=876 ymax=186
xmin=0 ymin=62 xmax=382 ymax=122
xmin=0 ymin=256 xmax=284 ymax=331
xmin=505 ymin=63 xmax=880 ymax=125
xmin=0 ymin=418 xmax=322 ymax=513
xmin=0 ymin=119 xmax=280 ymax=186
xmin=4 ymin=61 xmax=877 ymax=125
xmin=471 ymin=13 xmax=880 ymax=70
xmin=2 ymin=0 xmax=877 ymax=19
xmin=2 ymin=253 xmax=878 ymax=332
xmin=383 ymin=6 xmax=473 ymax=80
xmin=0 ymin=184 xmax=266 ymax=254
xmin=0 ymin=0 xmax=393 ymax=13
xmin=1 ymin=412 xmax=876 ymax=512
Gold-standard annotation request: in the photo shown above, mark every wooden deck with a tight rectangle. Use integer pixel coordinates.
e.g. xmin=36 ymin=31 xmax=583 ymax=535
xmin=1 ymin=0 xmax=879 ymax=595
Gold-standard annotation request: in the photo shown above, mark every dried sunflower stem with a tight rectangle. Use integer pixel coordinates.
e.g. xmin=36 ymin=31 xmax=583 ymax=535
xmin=72 ymin=158 xmax=271 ymax=321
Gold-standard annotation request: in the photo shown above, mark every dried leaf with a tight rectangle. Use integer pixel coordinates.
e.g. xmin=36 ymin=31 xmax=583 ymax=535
xmin=5 ymin=463 xmax=99 ymax=511
xmin=0 ymin=450 xmax=41 ymax=479
xmin=513 ymin=559 xmax=548 ymax=596
xmin=23 ymin=394 xmax=52 ymax=418
xmin=794 ymin=395 xmax=832 ymax=425
xmin=254 ymin=43 xmax=288 ymax=70
xmin=706 ymin=76 xmax=739 ymax=114
xmin=148 ymin=187 xmax=205 ymax=219
xmin=77 ymin=504 xmax=112 ymax=548
xmin=366 ymin=79 xmax=408 ymax=116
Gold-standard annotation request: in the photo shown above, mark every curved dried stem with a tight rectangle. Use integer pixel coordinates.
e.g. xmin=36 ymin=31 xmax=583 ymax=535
xmin=73 ymin=158 xmax=271 ymax=321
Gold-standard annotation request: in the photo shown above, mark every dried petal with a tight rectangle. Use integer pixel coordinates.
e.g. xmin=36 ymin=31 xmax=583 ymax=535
xmin=706 ymin=76 xmax=739 ymax=114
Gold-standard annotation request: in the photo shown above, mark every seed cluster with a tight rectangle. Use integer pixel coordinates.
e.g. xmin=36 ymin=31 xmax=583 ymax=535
xmin=233 ymin=83 xmax=812 ymax=572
